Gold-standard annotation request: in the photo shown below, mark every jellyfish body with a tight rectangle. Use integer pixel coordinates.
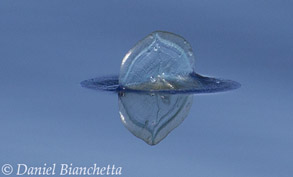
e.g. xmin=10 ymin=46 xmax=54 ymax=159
xmin=81 ymin=31 xmax=240 ymax=93
xmin=80 ymin=31 xmax=241 ymax=146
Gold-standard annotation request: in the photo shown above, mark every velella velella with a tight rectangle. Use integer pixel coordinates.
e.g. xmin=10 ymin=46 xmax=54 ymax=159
xmin=81 ymin=31 xmax=240 ymax=145
xmin=81 ymin=31 xmax=240 ymax=93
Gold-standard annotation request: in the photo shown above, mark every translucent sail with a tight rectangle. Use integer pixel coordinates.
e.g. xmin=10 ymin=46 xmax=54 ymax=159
xmin=119 ymin=31 xmax=196 ymax=91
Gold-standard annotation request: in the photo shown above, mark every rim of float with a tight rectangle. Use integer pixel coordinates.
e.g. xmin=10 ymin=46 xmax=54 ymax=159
xmin=80 ymin=73 xmax=241 ymax=94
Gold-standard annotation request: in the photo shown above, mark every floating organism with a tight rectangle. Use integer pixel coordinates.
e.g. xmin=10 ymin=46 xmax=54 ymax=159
xmin=81 ymin=31 xmax=240 ymax=145
xmin=81 ymin=31 xmax=240 ymax=93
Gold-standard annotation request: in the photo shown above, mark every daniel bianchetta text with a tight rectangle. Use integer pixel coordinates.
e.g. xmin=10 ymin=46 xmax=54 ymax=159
xmin=4 ymin=163 xmax=122 ymax=176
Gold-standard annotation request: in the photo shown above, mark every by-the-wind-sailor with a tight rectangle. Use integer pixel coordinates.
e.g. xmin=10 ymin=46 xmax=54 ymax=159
xmin=81 ymin=31 xmax=240 ymax=93
xmin=81 ymin=31 xmax=240 ymax=145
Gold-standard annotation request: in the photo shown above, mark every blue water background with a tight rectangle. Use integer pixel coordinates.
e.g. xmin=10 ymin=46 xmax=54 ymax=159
xmin=0 ymin=1 xmax=292 ymax=177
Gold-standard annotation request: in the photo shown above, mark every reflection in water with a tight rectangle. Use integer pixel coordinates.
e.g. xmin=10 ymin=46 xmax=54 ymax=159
xmin=118 ymin=91 xmax=193 ymax=145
